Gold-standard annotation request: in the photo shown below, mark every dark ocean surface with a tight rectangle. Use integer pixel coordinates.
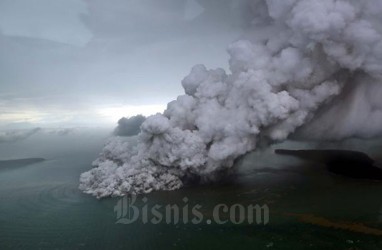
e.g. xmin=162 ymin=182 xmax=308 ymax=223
xmin=1 ymin=133 xmax=382 ymax=249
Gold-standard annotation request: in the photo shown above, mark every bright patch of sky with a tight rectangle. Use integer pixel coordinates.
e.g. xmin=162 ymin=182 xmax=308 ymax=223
xmin=0 ymin=0 xmax=248 ymax=128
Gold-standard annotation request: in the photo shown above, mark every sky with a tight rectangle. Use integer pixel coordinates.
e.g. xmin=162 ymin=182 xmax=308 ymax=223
xmin=0 ymin=0 xmax=250 ymax=129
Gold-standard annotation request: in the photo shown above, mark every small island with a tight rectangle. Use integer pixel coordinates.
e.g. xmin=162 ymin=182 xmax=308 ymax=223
xmin=275 ymin=149 xmax=382 ymax=180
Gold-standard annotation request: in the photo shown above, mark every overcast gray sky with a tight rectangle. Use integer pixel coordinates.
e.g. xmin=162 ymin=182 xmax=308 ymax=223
xmin=0 ymin=0 xmax=251 ymax=128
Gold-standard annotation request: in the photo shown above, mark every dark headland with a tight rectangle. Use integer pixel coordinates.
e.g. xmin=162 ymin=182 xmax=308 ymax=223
xmin=275 ymin=149 xmax=382 ymax=180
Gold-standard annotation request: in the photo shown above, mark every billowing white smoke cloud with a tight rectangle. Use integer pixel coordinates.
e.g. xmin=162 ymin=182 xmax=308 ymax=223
xmin=80 ymin=0 xmax=382 ymax=198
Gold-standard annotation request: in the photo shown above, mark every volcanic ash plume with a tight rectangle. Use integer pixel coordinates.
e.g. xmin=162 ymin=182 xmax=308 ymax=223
xmin=114 ymin=115 xmax=146 ymax=137
xmin=80 ymin=0 xmax=382 ymax=198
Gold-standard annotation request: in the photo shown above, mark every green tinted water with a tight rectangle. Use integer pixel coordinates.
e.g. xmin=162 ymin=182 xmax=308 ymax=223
xmin=0 ymin=145 xmax=382 ymax=249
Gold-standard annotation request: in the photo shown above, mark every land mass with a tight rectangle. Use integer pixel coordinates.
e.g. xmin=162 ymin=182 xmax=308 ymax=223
xmin=275 ymin=149 xmax=382 ymax=180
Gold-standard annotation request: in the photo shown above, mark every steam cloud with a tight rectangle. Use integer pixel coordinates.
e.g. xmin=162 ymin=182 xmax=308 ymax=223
xmin=80 ymin=0 xmax=382 ymax=198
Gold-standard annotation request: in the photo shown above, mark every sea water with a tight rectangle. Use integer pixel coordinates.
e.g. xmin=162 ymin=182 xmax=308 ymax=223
xmin=1 ymin=131 xmax=382 ymax=249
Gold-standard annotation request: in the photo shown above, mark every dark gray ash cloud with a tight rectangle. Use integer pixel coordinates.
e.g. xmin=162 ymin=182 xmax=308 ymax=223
xmin=114 ymin=115 xmax=146 ymax=136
